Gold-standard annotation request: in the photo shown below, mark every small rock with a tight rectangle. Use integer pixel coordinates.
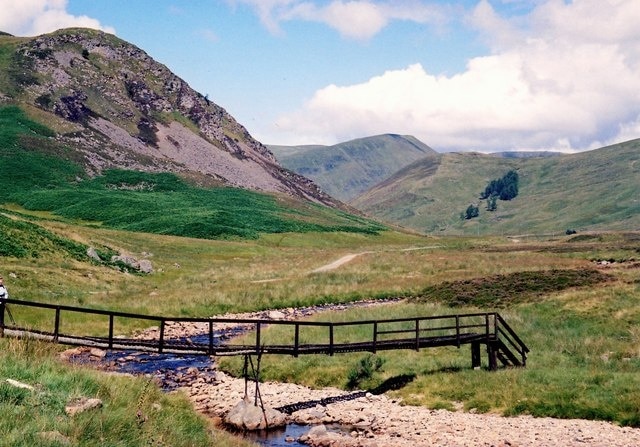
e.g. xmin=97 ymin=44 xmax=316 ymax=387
xmin=224 ymin=399 xmax=287 ymax=431
xmin=89 ymin=348 xmax=106 ymax=358
xmin=268 ymin=310 xmax=286 ymax=320
xmin=6 ymin=379 xmax=34 ymax=390
xmin=65 ymin=397 xmax=103 ymax=416
xmin=86 ymin=247 xmax=101 ymax=261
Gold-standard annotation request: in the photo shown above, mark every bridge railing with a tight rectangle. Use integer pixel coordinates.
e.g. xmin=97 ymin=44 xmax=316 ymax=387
xmin=0 ymin=299 xmax=527 ymax=366
xmin=495 ymin=313 xmax=530 ymax=365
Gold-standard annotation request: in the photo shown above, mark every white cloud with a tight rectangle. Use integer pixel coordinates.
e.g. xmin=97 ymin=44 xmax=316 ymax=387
xmin=284 ymin=1 xmax=388 ymax=40
xmin=604 ymin=115 xmax=640 ymax=147
xmin=0 ymin=0 xmax=114 ymax=36
xmin=230 ymin=0 xmax=446 ymax=40
xmin=271 ymin=0 xmax=640 ymax=151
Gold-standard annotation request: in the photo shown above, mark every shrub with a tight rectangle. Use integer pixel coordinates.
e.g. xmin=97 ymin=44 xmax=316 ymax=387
xmin=346 ymin=354 xmax=385 ymax=389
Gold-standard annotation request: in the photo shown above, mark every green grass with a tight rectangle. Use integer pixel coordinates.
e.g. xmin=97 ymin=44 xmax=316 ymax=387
xmin=0 ymin=105 xmax=384 ymax=241
xmin=0 ymin=337 xmax=255 ymax=447
xmin=353 ymin=140 xmax=640 ymax=236
xmin=1 ymin=218 xmax=639 ymax=430
xmin=213 ymin=237 xmax=640 ymax=427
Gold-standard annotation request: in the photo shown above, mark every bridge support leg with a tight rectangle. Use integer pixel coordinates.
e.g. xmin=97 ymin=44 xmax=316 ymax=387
xmin=471 ymin=342 xmax=481 ymax=369
xmin=487 ymin=343 xmax=498 ymax=371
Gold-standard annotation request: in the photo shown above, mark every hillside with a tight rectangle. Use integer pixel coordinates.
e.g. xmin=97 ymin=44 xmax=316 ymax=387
xmin=0 ymin=28 xmax=384 ymax=242
xmin=0 ymin=106 xmax=383 ymax=243
xmin=352 ymin=139 xmax=640 ymax=235
xmin=269 ymin=134 xmax=436 ymax=201
xmin=0 ymin=28 xmax=342 ymax=208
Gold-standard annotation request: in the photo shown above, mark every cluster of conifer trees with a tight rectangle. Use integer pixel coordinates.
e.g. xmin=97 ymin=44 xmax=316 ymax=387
xmin=463 ymin=170 xmax=519 ymax=219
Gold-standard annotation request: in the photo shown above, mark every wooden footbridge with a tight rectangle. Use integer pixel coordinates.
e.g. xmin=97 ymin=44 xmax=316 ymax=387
xmin=0 ymin=298 xmax=529 ymax=370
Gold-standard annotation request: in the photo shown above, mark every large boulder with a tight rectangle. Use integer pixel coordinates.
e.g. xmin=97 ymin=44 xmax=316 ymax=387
xmin=224 ymin=398 xmax=287 ymax=431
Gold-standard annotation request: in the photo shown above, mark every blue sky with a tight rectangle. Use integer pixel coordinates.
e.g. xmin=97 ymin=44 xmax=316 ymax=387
xmin=2 ymin=1 xmax=640 ymax=152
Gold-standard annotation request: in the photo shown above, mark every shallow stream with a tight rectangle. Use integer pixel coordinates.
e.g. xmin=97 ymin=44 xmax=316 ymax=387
xmin=100 ymin=342 xmax=309 ymax=447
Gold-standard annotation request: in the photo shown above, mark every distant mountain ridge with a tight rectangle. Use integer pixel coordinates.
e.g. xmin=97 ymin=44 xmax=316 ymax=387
xmin=352 ymin=139 xmax=640 ymax=235
xmin=0 ymin=28 xmax=342 ymax=209
xmin=269 ymin=134 xmax=436 ymax=201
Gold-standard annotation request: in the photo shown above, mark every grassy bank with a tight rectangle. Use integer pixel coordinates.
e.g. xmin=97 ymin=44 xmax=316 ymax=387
xmin=0 ymin=337 xmax=255 ymax=447
xmin=0 ymin=105 xmax=384 ymax=241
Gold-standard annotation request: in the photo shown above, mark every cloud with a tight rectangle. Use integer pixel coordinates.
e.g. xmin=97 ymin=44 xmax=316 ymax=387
xmin=0 ymin=0 xmax=114 ymax=36
xmin=283 ymin=1 xmax=388 ymax=40
xmin=272 ymin=0 xmax=640 ymax=151
xmin=230 ymin=0 xmax=446 ymax=40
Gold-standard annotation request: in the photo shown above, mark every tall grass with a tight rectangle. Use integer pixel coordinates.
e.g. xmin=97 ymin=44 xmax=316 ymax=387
xmin=0 ymin=337 xmax=256 ymax=446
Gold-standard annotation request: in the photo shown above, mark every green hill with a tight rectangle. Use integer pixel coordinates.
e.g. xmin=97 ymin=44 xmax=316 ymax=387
xmin=269 ymin=134 xmax=436 ymax=201
xmin=0 ymin=28 xmax=345 ymax=210
xmin=352 ymin=140 xmax=640 ymax=235
xmin=0 ymin=105 xmax=383 ymax=244
xmin=0 ymin=28 xmax=384 ymax=244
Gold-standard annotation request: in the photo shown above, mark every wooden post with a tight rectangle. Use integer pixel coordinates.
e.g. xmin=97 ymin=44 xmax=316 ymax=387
xmin=487 ymin=343 xmax=498 ymax=371
xmin=415 ymin=318 xmax=420 ymax=351
xmin=255 ymin=322 xmax=261 ymax=355
xmin=372 ymin=322 xmax=377 ymax=354
xmin=471 ymin=342 xmax=481 ymax=369
xmin=108 ymin=314 xmax=114 ymax=349
xmin=485 ymin=314 xmax=490 ymax=338
xmin=294 ymin=324 xmax=300 ymax=357
xmin=208 ymin=320 xmax=214 ymax=355
xmin=158 ymin=320 xmax=165 ymax=353
xmin=53 ymin=308 xmax=61 ymax=342
xmin=329 ymin=324 xmax=334 ymax=356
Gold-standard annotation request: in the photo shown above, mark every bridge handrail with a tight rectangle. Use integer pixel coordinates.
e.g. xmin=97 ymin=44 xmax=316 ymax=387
xmin=0 ymin=299 xmax=525 ymax=365
xmin=494 ymin=313 xmax=530 ymax=364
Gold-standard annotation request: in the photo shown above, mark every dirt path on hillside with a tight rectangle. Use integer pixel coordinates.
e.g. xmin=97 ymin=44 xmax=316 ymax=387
xmin=311 ymin=252 xmax=373 ymax=273
xmin=311 ymin=246 xmax=442 ymax=274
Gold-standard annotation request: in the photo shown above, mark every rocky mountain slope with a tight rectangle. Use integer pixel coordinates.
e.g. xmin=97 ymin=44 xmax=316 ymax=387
xmin=269 ymin=134 xmax=435 ymax=201
xmin=0 ymin=28 xmax=342 ymax=209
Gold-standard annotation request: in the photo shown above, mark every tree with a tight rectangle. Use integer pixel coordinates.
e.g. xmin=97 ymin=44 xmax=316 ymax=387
xmin=480 ymin=170 xmax=519 ymax=201
xmin=464 ymin=204 xmax=479 ymax=219
xmin=487 ymin=195 xmax=497 ymax=211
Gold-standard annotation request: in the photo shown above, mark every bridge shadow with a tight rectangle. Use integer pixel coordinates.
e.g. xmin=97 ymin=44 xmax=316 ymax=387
xmin=369 ymin=373 xmax=416 ymax=395
xmin=275 ymin=374 xmax=416 ymax=415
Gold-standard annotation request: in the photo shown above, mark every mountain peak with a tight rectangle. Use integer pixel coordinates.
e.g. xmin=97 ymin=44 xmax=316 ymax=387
xmin=0 ymin=28 xmax=343 ymax=208
xmin=269 ymin=134 xmax=436 ymax=201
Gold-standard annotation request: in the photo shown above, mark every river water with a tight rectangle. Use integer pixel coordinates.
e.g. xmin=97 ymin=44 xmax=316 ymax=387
xmin=100 ymin=343 xmax=309 ymax=447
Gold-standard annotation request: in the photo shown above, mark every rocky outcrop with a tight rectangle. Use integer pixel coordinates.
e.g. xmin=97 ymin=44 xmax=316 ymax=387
xmin=4 ymin=28 xmax=345 ymax=209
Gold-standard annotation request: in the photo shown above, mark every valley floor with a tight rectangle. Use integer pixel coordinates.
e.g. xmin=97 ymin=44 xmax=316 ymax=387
xmin=88 ymin=304 xmax=640 ymax=447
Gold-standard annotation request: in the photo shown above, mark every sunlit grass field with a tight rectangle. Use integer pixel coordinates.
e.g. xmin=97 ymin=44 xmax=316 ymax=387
xmin=2 ymin=208 xmax=639 ymax=428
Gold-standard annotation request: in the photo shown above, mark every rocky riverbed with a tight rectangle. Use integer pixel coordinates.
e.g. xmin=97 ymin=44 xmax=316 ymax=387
xmin=181 ymin=369 xmax=640 ymax=447
xmin=65 ymin=303 xmax=640 ymax=447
